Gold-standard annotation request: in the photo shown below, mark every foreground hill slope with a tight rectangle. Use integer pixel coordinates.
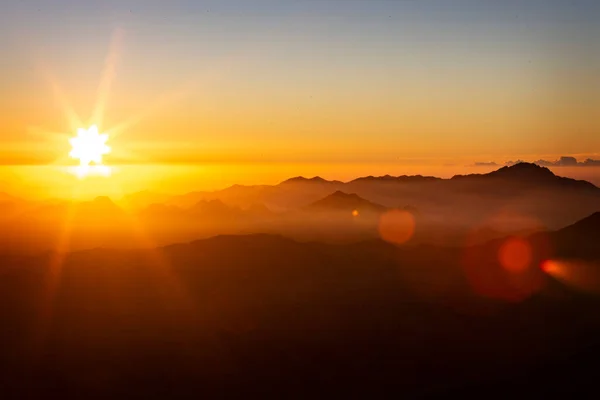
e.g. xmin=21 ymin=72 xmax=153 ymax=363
xmin=0 ymin=212 xmax=599 ymax=397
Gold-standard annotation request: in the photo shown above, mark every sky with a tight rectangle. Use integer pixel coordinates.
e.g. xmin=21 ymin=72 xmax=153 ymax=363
xmin=0 ymin=0 xmax=599 ymax=198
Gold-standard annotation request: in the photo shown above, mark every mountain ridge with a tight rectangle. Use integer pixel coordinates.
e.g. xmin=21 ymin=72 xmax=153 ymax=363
xmin=451 ymin=162 xmax=599 ymax=190
xmin=305 ymin=190 xmax=388 ymax=213
xmin=280 ymin=176 xmax=343 ymax=185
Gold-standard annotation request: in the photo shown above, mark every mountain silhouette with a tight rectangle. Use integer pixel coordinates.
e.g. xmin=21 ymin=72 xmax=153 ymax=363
xmin=350 ymin=174 xmax=441 ymax=183
xmin=487 ymin=162 xmax=556 ymax=180
xmin=121 ymin=190 xmax=171 ymax=209
xmin=452 ymin=162 xmax=599 ymax=190
xmin=161 ymin=163 xmax=599 ymax=222
xmin=76 ymin=196 xmax=124 ymax=216
xmin=550 ymin=211 xmax=600 ymax=259
xmin=451 ymin=162 xmax=553 ymax=180
xmin=280 ymin=176 xmax=343 ymax=185
xmin=189 ymin=199 xmax=239 ymax=216
xmin=0 ymin=192 xmax=25 ymax=218
xmin=305 ymin=190 xmax=387 ymax=213
xmin=138 ymin=203 xmax=186 ymax=219
xmin=2 ymin=220 xmax=600 ymax=397
xmin=1 ymin=163 xmax=599 ymax=252
xmin=0 ymin=192 xmax=22 ymax=204
xmin=244 ymin=203 xmax=274 ymax=216
xmin=557 ymin=211 xmax=600 ymax=236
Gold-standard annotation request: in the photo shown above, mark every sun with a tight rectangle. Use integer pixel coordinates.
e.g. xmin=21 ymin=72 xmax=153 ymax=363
xmin=69 ymin=125 xmax=111 ymax=167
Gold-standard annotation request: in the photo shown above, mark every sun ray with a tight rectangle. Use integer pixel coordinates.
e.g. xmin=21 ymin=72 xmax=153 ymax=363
xmin=104 ymin=80 xmax=199 ymax=141
xmin=103 ymin=146 xmax=147 ymax=164
xmin=51 ymin=81 xmax=84 ymax=134
xmin=34 ymin=62 xmax=84 ymax=134
xmin=25 ymin=202 xmax=76 ymax=365
xmin=103 ymin=51 xmax=246 ymax=141
xmin=90 ymin=28 xmax=125 ymax=130
xmin=122 ymin=210 xmax=199 ymax=319
xmin=30 ymin=32 xmax=259 ymax=170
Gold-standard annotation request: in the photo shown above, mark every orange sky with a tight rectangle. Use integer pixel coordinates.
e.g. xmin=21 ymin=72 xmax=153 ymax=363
xmin=0 ymin=1 xmax=599 ymax=199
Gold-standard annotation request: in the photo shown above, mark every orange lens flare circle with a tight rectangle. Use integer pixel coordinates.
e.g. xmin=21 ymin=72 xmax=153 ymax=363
xmin=378 ymin=209 xmax=416 ymax=244
xmin=498 ymin=237 xmax=532 ymax=272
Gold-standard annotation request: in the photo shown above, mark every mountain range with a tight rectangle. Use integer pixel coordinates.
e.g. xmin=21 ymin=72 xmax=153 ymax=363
xmin=0 ymin=162 xmax=599 ymax=252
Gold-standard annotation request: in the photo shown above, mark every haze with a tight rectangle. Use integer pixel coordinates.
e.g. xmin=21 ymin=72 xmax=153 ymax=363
xmin=1 ymin=1 xmax=600 ymax=398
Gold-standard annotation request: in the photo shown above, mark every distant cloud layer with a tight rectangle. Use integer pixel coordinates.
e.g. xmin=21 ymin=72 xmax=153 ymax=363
xmin=474 ymin=156 xmax=600 ymax=168
xmin=507 ymin=157 xmax=600 ymax=167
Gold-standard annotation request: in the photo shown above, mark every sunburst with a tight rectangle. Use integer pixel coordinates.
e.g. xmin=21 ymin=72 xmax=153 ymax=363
xmin=69 ymin=125 xmax=111 ymax=166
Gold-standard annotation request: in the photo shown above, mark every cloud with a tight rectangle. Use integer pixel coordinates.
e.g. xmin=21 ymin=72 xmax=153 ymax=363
xmin=505 ymin=160 xmax=526 ymax=166
xmin=504 ymin=156 xmax=600 ymax=167
xmin=537 ymin=156 xmax=578 ymax=167
xmin=581 ymin=158 xmax=600 ymax=166
xmin=472 ymin=161 xmax=499 ymax=167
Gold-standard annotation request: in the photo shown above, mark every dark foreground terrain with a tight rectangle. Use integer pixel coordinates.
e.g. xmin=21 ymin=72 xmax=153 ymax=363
xmin=1 ymin=213 xmax=599 ymax=398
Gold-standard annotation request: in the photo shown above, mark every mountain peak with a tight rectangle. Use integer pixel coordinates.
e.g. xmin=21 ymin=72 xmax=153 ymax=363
xmin=490 ymin=162 xmax=555 ymax=179
xmin=350 ymin=174 xmax=441 ymax=183
xmin=330 ymin=190 xmax=361 ymax=199
xmin=82 ymin=196 xmax=120 ymax=210
xmin=92 ymin=196 xmax=115 ymax=204
xmin=76 ymin=196 xmax=123 ymax=215
xmin=451 ymin=162 xmax=557 ymax=182
xmin=280 ymin=176 xmax=340 ymax=185
xmin=191 ymin=198 xmax=228 ymax=209
xmin=306 ymin=191 xmax=387 ymax=213
xmin=189 ymin=199 xmax=241 ymax=215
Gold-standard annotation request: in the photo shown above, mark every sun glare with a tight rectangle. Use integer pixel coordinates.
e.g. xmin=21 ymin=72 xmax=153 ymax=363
xmin=69 ymin=125 xmax=111 ymax=166
xmin=68 ymin=125 xmax=112 ymax=178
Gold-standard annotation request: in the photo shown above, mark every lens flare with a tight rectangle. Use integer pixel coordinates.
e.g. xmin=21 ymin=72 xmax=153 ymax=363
xmin=498 ymin=237 xmax=532 ymax=272
xmin=542 ymin=259 xmax=600 ymax=293
xmin=541 ymin=260 xmax=560 ymax=275
xmin=378 ymin=209 xmax=415 ymax=244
